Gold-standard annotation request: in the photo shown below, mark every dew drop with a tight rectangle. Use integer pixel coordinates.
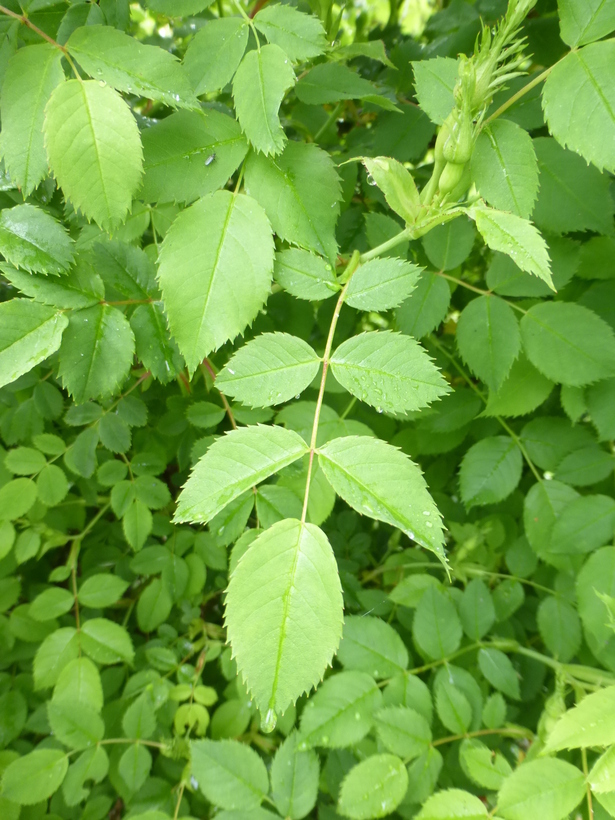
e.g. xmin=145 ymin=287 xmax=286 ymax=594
xmin=262 ymin=708 xmax=277 ymax=733
xmin=366 ymin=173 xmax=377 ymax=186
xmin=228 ymin=368 xmax=235 ymax=375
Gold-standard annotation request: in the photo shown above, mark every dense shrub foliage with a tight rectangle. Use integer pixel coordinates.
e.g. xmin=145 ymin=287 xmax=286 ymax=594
xmin=0 ymin=0 xmax=614 ymax=817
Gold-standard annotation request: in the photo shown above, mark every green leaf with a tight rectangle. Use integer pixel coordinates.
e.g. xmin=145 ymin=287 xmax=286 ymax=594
xmin=361 ymin=157 xmax=420 ymax=224
xmin=131 ymin=303 xmax=183 ymax=384
xmin=137 ymin=578 xmax=172 ymax=632
xmin=416 ymin=788 xmax=488 ymax=819
xmin=47 ymin=700 xmax=105 ymax=749
xmin=30 ymin=587 xmax=74 ymax=621
xmin=330 ymin=331 xmax=450 ymax=415
xmin=338 ymin=754 xmax=408 ymax=820
xmin=558 ymin=0 xmax=615 ymax=46
xmin=176 ymin=425 xmax=308 ymax=523
xmin=551 ymin=494 xmax=615 ymax=554
xmin=332 ymin=40 xmax=395 ymax=68
xmin=190 ymin=739 xmax=269 ymax=810
xmin=546 ymin=685 xmax=615 ymax=750
xmin=157 ymin=190 xmax=274 ymax=372
xmin=2 ymin=259 xmax=104 ymax=310
xmin=520 ymin=302 xmax=615 ymax=386
xmin=470 ymin=206 xmax=553 ymax=289
xmin=66 ymin=25 xmax=197 ymax=108
xmin=233 ymin=44 xmax=295 ymax=155
xmin=254 ymin=5 xmax=326 ymax=61
xmin=478 ymin=648 xmax=520 ymax=700
xmin=5 ymin=446 xmax=46 ymax=475
xmin=0 ymin=477 xmax=37 ymax=520
xmin=122 ymin=693 xmax=157 ymax=739
xmin=245 ymin=141 xmax=340 ymax=261
xmin=523 ymin=479 xmax=579 ymax=559
xmin=483 ymin=353 xmax=554 ymax=418
xmin=146 ymin=0 xmax=215 ymax=13
xmin=497 ymin=758 xmax=585 ymax=820
xmin=271 ymin=731 xmax=319 ymax=820
xmin=0 ymin=299 xmax=68 ymax=389
xmin=345 ymin=258 xmax=420 ymax=311
xmin=318 ymin=435 xmax=446 ymax=560
xmin=123 ymin=499 xmax=153 ymax=551
xmin=78 ymin=575 xmax=129 ymax=609
xmin=226 ymin=519 xmax=342 ymax=723
xmin=471 ymin=120 xmax=539 ymax=218
xmin=531 ymin=137 xmax=614 ymax=236
xmin=543 ymin=42 xmax=615 ymax=174
xmin=587 ymin=378 xmax=615 ymax=440
xmin=456 ymin=295 xmax=521 ymax=392
xmin=184 ymin=17 xmax=248 ymax=95
xmin=53 ymin=657 xmax=103 ymax=711
xmin=141 ymin=109 xmax=248 ymax=205
xmin=58 ymin=305 xmax=135 ymax=403
xmin=118 ymin=743 xmax=151 ymax=792
xmin=298 ymin=671 xmax=382 ymax=748
xmin=395 ymin=271 xmax=451 ymax=339
xmin=413 ymin=586 xmax=462 ymax=660
xmin=0 ymin=749 xmax=68 ymax=805
xmin=43 ymin=80 xmax=143 ymax=231
xmin=422 ymin=218 xmax=475 ymax=272
xmin=588 ymin=746 xmax=615 ymax=793
xmin=217 ymin=333 xmax=321 ymax=408
xmin=0 ymin=204 xmax=73 ymax=275
xmin=0 ymin=44 xmax=64 ymax=195
xmin=80 ymin=618 xmax=134 ymax=665
xmin=459 ymin=739 xmax=512 ymax=791
xmin=274 ymin=248 xmax=339 ymax=300
xmin=537 ymin=596 xmax=581 ymax=661
xmin=459 ymin=579 xmax=496 ymax=640
xmin=338 ymin=615 xmax=409 ymax=679
xmin=295 ymin=63 xmax=375 ymax=104
xmin=412 ymin=57 xmax=458 ymax=124
xmin=374 ymin=706 xmax=431 ymax=760
xmin=459 ymin=436 xmax=522 ymax=508
xmin=186 ymin=401 xmax=226 ymax=430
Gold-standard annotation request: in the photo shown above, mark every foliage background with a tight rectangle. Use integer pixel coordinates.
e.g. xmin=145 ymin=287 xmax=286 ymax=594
xmin=0 ymin=0 xmax=614 ymax=819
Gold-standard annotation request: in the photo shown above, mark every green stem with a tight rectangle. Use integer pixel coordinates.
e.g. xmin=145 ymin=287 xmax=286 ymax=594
xmin=482 ymin=63 xmax=556 ymax=128
xmin=314 ymin=102 xmax=342 ymax=142
xmin=235 ymin=1 xmax=260 ymax=49
xmin=431 ymin=726 xmax=532 ymax=748
xmin=360 ymin=229 xmax=411 ymax=263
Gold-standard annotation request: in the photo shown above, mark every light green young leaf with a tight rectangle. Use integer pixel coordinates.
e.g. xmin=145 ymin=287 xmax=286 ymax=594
xmin=146 ymin=0 xmax=216 ymax=12
xmin=0 ymin=749 xmax=68 ymax=805
xmin=66 ymin=25 xmax=197 ymax=108
xmin=345 ymin=258 xmax=420 ymax=311
xmin=141 ymin=109 xmax=248 ymax=205
xmin=497 ymin=758 xmax=584 ymax=820
xmin=417 ymin=788 xmax=488 ymax=819
xmin=175 ymin=425 xmax=308 ymax=523
xmin=44 ymin=80 xmax=143 ymax=231
xmin=456 ymin=295 xmax=520 ymax=392
xmin=254 ymin=4 xmax=327 ymax=61
xmin=58 ymin=305 xmax=135 ymax=403
xmin=190 ymin=738 xmax=269 ymax=810
xmin=226 ymin=519 xmax=343 ymax=723
xmin=61 ymin=746 xmax=108 ymax=807
xmin=374 ymin=706 xmax=431 ymax=760
xmin=459 ymin=739 xmax=512 ymax=791
xmin=532 ymin=137 xmax=614 ymax=236
xmin=233 ymin=44 xmax=295 ymax=155
xmin=295 ymin=62 xmax=375 ymax=104
xmin=0 ymin=477 xmax=37 ymax=520
xmin=0 ymin=299 xmax=68 ymax=389
xmin=184 ymin=17 xmax=248 ymax=95
xmin=545 ymin=685 xmax=615 ymax=750
xmin=588 ymin=746 xmax=615 ymax=793
xmin=78 ymin=575 xmax=129 ymax=609
xmin=470 ymin=206 xmax=553 ymax=289
xmin=318 ymin=435 xmax=446 ymax=560
xmin=4 ymin=445 xmax=46 ymax=475
xmin=123 ymin=499 xmax=153 ymax=551
xmin=131 ymin=303 xmax=183 ymax=384
xmin=245 ymin=141 xmax=341 ymax=261
xmin=361 ymin=157 xmax=420 ymax=224
xmin=118 ymin=743 xmax=151 ymax=792
xmin=331 ymin=331 xmax=449 ymax=415
xmin=0 ymin=44 xmax=64 ymax=195
xmin=338 ymin=754 xmax=408 ymax=820
xmin=80 ymin=618 xmax=134 ymax=665
xmin=217 ymin=333 xmax=321 ymax=408
xmin=0 ymin=204 xmax=73 ymax=275
xmin=2 ymin=258 xmax=104 ymax=309
xmin=30 ymin=587 xmax=74 ymax=621
xmin=274 ymin=248 xmax=339 ymax=301
xmin=543 ymin=42 xmax=615 ymax=174
xmin=34 ymin=627 xmax=79 ymax=689
xmin=471 ymin=120 xmax=539 ymax=218
xmin=298 ymin=670 xmax=382 ymax=748
xmin=459 ymin=436 xmax=522 ymax=508
xmin=413 ymin=586 xmax=462 ymax=660
xmin=558 ymin=0 xmax=615 ymax=46
xmin=271 ymin=731 xmax=319 ymax=820
xmin=412 ymin=57 xmax=458 ymax=124
xmin=158 ymin=190 xmax=274 ymax=372
xmin=53 ymin=657 xmax=103 ymax=711
xmin=395 ymin=271 xmax=451 ymax=339
xmin=47 ymin=700 xmax=105 ymax=749
xmin=338 ymin=615 xmax=409 ymax=679
xmin=520 ymin=302 xmax=615 ymax=386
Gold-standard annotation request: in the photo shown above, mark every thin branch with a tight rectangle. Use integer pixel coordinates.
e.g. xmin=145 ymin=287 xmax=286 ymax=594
xmin=202 ymin=359 xmax=237 ymax=429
